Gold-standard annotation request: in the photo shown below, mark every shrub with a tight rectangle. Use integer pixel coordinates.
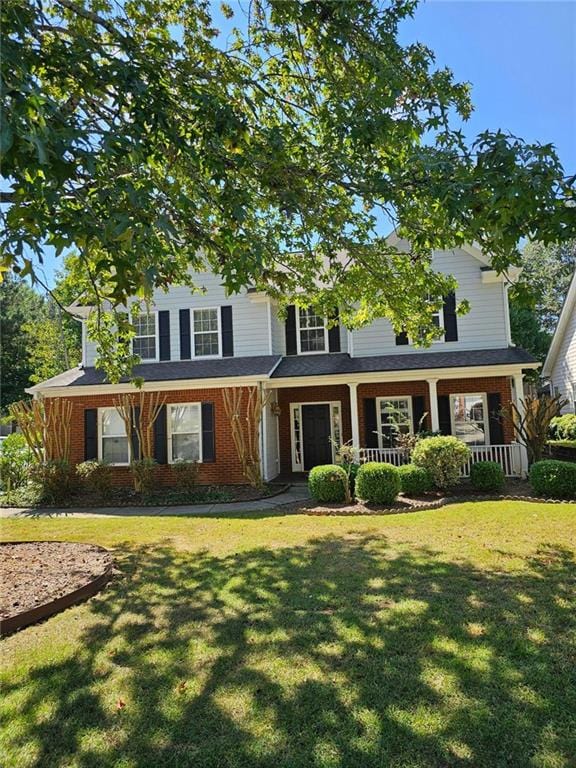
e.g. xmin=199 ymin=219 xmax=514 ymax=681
xmin=0 ymin=433 xmax=34 ymax=491
xmin=172 ymin=459 xmax=200 ymax=493
xmin=341 ymin=461 xmax=360 ymax=495
xmin=308 ymin=464 xmax=348 ymax=503
xmin=549 ymin=414 xmax=576 ymax=441
xmin=76 ymin=460 xmax=114 ymax=498
xmin=529 ymin=460 xmax=576 ymax=500
xmin=469 ymin=460 xmax=505 ymax=492
xmin=355 ymin=462 xmax=400 ymax=505
xmin=130 ymin=458 xmax=158 ymax=496
xmin=398 ymin=464 xmax=433 ymax=496
xmin=29 ymin=460 xmax=77 ymax=504
xmin=412 ymin=436 xmax=471 ymax=490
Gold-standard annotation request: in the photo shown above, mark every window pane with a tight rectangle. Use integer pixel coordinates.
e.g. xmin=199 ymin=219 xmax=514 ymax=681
xmin=172 ymin=433 xmax=200 ymax=462
xmin=194 ymin=309 xmax=218 ymax=332
xmin=170 ymin=405 xmax=200 ymax=435
xmin=134 ymin=314 xmax=155 ymax=336
xmin=453 ymin=395 xmax=484 ymax=423
xmin=299 ymin=308 xmax=324 ymax=330
xmin=133 ymin=336 xmax=156 ymax=360
xmin=102 ymin=436 xmax=129 ymax=464
xmin=300 ymin=328 xmax=326 ymax=352
xmin=194 ymin=332 xmax=219 ymax=356
xmin=102 ymin=409 xmax=126 ymax=437
xmin=454 ymin=422 xmax=486 ymax=445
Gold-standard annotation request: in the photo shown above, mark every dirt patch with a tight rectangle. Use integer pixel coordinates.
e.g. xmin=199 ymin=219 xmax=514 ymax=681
xmin=0 ymin=542 xmax=112 ymax=623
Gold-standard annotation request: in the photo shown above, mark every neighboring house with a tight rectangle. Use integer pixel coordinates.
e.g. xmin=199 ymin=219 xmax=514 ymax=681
xmin=542 ymin=270 xmax=576 ymax=413
xmin=28 ymin=242 xmax=538 ymax=482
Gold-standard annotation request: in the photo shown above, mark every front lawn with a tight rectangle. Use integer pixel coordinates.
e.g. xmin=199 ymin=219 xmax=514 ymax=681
xmin=1 ymin=501 xmax=575 ymax=768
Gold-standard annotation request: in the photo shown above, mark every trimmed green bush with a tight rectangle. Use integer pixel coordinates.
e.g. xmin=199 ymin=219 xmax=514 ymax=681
xmin=470 ymin=460 xmax=505 ymax=492
xmin=355 ymin=462 xmax=400 ymax=505
xmin=549 ymin=414 xmax=576 ymax=441
xmin=29 ymin=460 xmax=77 ymax=504
xmin=529 ymin=460 xmax=576 ymax=500
xmin=398 ymin=464 xmax=433 ymax=496
xmin=308 ymin=464 xmax=347 ymax=503
xmin=173 ymin=459 xmax=201 ymax=493
xmin=76 ymin=460 xmax=113 ymax=498
xmin=412 ymin=436 xmax=471 ymax=490
xmin=130 ymin=458 xmax=158 ymax=496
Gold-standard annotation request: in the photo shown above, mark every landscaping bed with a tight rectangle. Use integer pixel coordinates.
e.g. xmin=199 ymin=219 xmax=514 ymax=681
xmin=0 ymin=482 xmax=289 ymax=509
xmin=0 ymin=541 xmax=112 ymax=635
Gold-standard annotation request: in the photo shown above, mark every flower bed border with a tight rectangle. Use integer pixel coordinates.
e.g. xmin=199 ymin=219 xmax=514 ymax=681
xmin=0 ymin=541 xmax=113 ymax=636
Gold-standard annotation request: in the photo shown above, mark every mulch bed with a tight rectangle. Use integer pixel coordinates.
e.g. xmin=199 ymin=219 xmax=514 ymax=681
xmin=0 ymin=542 xmax=112 ymax=631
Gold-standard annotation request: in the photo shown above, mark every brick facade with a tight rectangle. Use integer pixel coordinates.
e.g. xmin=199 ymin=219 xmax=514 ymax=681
xmin=53 ymin=374 xmax=515 ymax=485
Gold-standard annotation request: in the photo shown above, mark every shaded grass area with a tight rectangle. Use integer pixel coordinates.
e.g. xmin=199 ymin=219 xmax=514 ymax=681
xmin=1 ymin=501 xmax=575 ymax=768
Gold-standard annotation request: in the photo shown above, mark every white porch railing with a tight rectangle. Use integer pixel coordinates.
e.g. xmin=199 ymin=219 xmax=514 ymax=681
xmin=359 ymin=443 xmax=526 ymax=478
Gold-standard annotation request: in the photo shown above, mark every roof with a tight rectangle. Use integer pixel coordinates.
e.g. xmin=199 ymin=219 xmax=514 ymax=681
xmin=28 ymin=356 xmax=282 ymax=391
xmin=271 ymin=347 xmax=537 ymax=378
xmin=542 ymin=269 xmax=576 ymax=377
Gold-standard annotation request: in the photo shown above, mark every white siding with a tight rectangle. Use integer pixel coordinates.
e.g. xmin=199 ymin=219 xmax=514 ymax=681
xmin=550 ymin=308 xmax=576 ymax=413
xmin=85 ymin=272 xmax=270 ymax=366
xmin=351 ymin=248 xmax=510 ymax=357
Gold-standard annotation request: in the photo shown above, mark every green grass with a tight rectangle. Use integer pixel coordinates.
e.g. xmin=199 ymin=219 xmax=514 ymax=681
xmin=1 ymin=501 xmax=575 ymax=768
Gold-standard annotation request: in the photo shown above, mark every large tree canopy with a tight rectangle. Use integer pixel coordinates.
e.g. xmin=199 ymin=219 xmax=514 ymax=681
xmin=2 ymin=0 xmax=575 ymax=379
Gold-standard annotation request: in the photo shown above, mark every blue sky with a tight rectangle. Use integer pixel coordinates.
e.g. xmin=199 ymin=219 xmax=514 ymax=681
xmin=38 ymin=0 xmax=575 ymax=288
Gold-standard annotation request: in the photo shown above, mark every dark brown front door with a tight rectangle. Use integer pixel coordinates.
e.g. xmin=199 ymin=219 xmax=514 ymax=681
xmin=302 ymin=404 xmax=332 ymax=470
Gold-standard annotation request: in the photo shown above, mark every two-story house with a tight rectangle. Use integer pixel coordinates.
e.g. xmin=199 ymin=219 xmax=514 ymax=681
xmin=28 ymin=242 xmax=538 ymax=483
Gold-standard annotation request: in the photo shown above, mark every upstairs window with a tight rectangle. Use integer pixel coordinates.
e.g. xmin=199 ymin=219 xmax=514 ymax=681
xmin=168 ymin=403 xmax=201 ymax=462
xmin=297 ymin=308 xmax=327 ymax=354
xmin=99 ymin=408 xmax=129 ymax=465
xmin=133 ymin=313 xmax=157 ymax=360
xmin=193 ymin=308 xmax=220 ymax=357
xmin=451 ymin=394 xmax=487 ymax=445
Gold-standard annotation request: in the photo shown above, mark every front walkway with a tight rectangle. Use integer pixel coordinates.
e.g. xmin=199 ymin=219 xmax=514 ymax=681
xmin=0 ymin=484 xmax=311 ymax=518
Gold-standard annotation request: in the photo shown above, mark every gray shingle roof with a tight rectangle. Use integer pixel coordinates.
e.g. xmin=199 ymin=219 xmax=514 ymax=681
xmin=271 ymin=347 xmax=537 ymax=378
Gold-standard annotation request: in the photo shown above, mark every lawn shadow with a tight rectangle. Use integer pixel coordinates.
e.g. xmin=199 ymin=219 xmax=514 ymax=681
xmin=2 ymin=534 xmax=575 ymax=767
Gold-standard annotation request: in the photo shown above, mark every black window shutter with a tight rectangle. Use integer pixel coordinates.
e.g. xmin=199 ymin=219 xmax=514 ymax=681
xmin=201 ymin=402 xmax=215 ymax=462
xmin=412 ymin=395 xmax=427 ymax=433
xmin=487 ymin=392 xmax=505 ymax=444
xmin=158 ymin=310 xmax=171 ymax=360
xmin=328 ymin=308 xmax=341 ymax=353
xmin=438 ymin=395 xmax=451 ymax=435
xmin=363 ymin=398 xmax=379 ymax=448
xmin=221 ymin=306 xmax=234 ymax=357
xmin=131 ymin=406 xmax=141 ymax=461
xmin=179 ymin=309 xmax=191 ymax=360
xmin=84 ymin=409 xmax=98 ymax=460
xmin=443 ymin=292 xmax=458 ymax=342
xmin=153 ymin=404 xmax=168 ymax=464
xmin=285 ymin=305 xmax=298 ymax=356
xmin=396 ymin=330 xmax=409 ymax=346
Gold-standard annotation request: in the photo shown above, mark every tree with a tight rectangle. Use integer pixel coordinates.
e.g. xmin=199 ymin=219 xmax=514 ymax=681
xmin=0 ymin=274 xmax=44 ymax=410
xmin=2 ymin=1 xmax=574 ymax=381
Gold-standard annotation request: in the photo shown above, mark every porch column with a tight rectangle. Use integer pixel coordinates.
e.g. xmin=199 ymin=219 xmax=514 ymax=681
xmin=427 ymin=378 xmax=439 ymax=432
xmin=348 ymin=383 xmax=360 ymax=452
xmin=512 ymin=373 xmax=529 ymax=477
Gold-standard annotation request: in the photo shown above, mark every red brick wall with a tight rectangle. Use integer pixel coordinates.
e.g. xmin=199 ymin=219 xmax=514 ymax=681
xmin=277 ymin=385 xmax=351 ymax=474
xmin=58 ymin=388 xmax=249 ymax=486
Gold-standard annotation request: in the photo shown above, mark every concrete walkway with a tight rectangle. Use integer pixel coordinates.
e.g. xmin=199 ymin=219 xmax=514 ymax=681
xmin=0 ymin=485 xmax=311 ymax=518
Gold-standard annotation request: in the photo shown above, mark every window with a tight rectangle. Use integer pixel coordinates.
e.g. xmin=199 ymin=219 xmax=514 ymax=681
xmin=193 ymin=308 xmax=220 ymax=357
xmin=450 ymin=394 xmax=487 ymax=446
xmin=133 ymin=313 xmax=157 ymax=360
xmin=168 ymin=403 xmax=202 ymax=462
xmin=571 ymin=382 xmax=576 ymax=413
xmin=377 ymin=397 xmax=412 ymax=448
xmin=99 ymin=408 xmax=129 ymax=465
xmin=297 ymin=308 xmax=327 ymax=353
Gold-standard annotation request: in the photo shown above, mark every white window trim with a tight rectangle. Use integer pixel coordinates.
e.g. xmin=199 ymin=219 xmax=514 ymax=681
xmin=376 ymin=396 xmax=413 ymax=449
xmin=449 ymin=392 xmax=488 ymax=446
xmin=296 ymin=308 xmax=329 ymax=356
xmin=167 ymin=402 xmax=203 ymax=464
xmin=290 ymin=400 xmax=341 ymax=472
xmin=430 ymin=302 xmax=445 ymax=343
xmin=98 ymin=407 xmax=131 ymax=466
xmin=132 ymin=311 xmax=159 ymax=363
xmin=192 ymin=307 xmax=222 ymax=359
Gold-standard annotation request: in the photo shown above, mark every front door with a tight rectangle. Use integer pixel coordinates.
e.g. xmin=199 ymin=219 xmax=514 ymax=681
xmin=302 ymin=404 xmax=332 ymax=470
